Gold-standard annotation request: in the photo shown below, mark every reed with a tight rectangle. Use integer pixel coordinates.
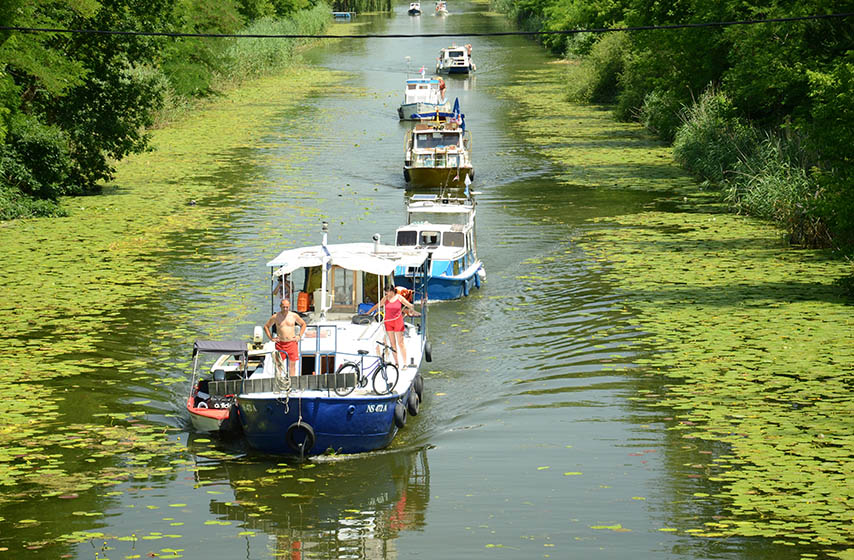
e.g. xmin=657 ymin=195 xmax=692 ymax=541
xmin=330 ymin=0 xmax=391 ymax=13
xmin=220 ymin=3 xmax=332 ymax=82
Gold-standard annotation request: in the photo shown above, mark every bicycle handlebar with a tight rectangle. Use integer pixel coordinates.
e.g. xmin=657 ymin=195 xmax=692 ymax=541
xmin=375 ymin=340 xmax=397 ymax=353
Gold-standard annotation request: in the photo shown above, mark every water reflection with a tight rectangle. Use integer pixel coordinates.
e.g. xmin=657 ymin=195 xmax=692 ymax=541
xmin=189 ymin=440 xmax=430 ymax=559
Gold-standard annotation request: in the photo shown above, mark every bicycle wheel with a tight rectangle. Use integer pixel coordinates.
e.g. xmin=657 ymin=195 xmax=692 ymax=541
xmin=333 ymin=363 xmax=360 ymax=396
xmin=373 ymin=362 xmax=399 ymax=395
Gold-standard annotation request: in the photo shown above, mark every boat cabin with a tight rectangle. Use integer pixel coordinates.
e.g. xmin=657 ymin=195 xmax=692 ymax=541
xmin=403 ymin=78 xmax=446 ymax=106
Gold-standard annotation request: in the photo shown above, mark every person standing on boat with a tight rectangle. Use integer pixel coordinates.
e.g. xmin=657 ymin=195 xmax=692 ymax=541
xmin=272 ymin=274 xmax=291 ymax=309
xmin=264 ymin=299 xmax=306 ymax=376
xmin=367 ymin=286 xmax=417 ymax=368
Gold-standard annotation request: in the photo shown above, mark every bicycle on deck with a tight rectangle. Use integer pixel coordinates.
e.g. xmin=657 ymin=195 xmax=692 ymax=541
xmin=334 ymin=341 xmax=400 ymax=396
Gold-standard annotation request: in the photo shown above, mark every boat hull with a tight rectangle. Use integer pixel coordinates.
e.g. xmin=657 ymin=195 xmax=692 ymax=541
xmin=236 ymin=385 xmax=417 ymax=456
xmin=404 ymin=166 xmax=473 ymax=188
xmin=187 ymin=396 xmax=229 ymax=432
xmin=395 ymin=263 xmax=483 ymax=301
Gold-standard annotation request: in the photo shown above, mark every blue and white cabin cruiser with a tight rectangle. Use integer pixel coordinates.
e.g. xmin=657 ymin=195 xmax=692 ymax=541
xmin=436 ymin=44 xmax=475 ymax=74
xmin=199 ymin=224 xmax=432 ymax=457
xmin=394 ymin=193 xmax=484 ymax=300
xmin=398 ymin=76 xmax=450 ymax=121
xmin=408 ymin=2 xmax=421 ymax=14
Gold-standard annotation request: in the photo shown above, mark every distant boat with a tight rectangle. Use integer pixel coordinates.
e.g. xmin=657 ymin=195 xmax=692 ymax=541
xmin=435 ymin=0 xmax=448 ymax=15
xmin=398 ymin=76 xmax=450 ymax=121
xmin=408 ymin=2 xmax=421 ymax=14
xmin=436 ymin=44 xmax=475 ymax=74
xmin=404 ymin=98 xmax=473 ymax=188
xmin=394 ymin=193 xmax=485 ymax=300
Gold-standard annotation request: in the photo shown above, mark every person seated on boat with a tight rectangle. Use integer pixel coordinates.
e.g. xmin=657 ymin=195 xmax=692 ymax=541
xmin=367 ymin=286 xmax=417 ymax=368
xmin=264 ymin=299 xmax=307 ymax=376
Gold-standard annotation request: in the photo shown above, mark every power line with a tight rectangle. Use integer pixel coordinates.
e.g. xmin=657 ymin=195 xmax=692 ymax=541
xmin=0 ymin=12 xmax=851 ymax=39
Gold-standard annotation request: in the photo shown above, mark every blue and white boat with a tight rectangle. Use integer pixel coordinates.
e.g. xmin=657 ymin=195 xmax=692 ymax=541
xmin=209 ymin=223 xmax=432 ymax=457
xmin=394 ymin=193 xmax=485 ymax=300
xmin=397 ymin=76 xmax=449 ymax=121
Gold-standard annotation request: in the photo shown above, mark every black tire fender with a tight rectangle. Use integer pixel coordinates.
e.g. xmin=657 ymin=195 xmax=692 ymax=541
xmin=286 ymin=421 xmax=316 ymax=454
xmin=394 ymin=402 xmax=407 ymax=428
xmin=407 ymin=392 xmax=420 ymax=416
xmin=413 ymin=374 xmax=423 ymax=399
xmin=424 ymin=341 xmax=433 ymax=362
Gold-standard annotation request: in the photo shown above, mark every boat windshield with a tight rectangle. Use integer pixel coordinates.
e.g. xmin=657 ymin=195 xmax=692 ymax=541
xmin=448 ymin=50 xmax=466 ymax=58
xmin=443 ymin=232 xmax=464 ymax=247
xmin=415 ymin=132 xmax=460 ymax=149
xmin=408 ymin=211 xmax=468 ymax=226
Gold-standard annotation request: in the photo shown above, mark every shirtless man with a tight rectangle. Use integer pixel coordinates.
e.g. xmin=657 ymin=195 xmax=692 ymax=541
xmin=264 ymin=299 xmax=307 ymax=376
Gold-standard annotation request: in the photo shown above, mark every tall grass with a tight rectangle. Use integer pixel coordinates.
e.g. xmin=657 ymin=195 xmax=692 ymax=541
xmin=331 ymin=0 xmax=391 ymax=12
xmin=674 ymin=88 xmax=829 ymax=247
xmin=221 ymin=3 xmax=331 ymax=83
xmin=672 ymin=89 xmax=758 ymax=185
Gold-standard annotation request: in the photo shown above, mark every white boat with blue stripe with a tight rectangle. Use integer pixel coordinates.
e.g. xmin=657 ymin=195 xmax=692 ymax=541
xmin=193 ymin=223 xmax=433 ymax=457
xmin=394 ymin=193 xmax=484 ymax=300
xmin=398 ymin=75 xmax=450 ymax=121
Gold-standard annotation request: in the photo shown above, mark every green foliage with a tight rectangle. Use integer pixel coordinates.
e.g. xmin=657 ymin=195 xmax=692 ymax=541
xmin=638 ymin=89 xmax=682 ymax=141
xmin=672 ymin=89 xmax=758 ymax=185
xmin=1 ymin=113 xmax=71 ymax=199
xmin=542 ymin=0 xmax=625 ymax=55
xmin=565 ymin=31 xmax=627 ymax=104
xmin=161 ymin=0 xmax=244 ymax=97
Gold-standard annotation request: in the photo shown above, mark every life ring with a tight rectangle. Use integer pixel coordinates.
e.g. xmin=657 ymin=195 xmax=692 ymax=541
xmin=394 ymin=402 xmax=407 ymax=428
xmin=413 ymin=374 xmax=423 ymax=399
xmin=286 ymin=421 xmax=316 ymax=454
xmin=407 ymin=392 xmax=420 ymax=416
xmin=438 ymin=78 xmax=445 ymax=91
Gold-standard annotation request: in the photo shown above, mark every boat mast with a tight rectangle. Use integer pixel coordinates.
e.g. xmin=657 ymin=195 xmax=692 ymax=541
xmin=320 ymin=221 xmax=329 ymax=320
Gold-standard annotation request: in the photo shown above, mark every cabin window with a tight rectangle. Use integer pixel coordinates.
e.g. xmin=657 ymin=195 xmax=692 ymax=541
xmin=415 ymin=133 xmax=461 ymax=150
xmin=443 ymin=232 xmax=464 ymax=247
xmin=407 ymin=84 xmax=417 ymax=90
xmin=449 ymin=50 xmax=465 ymax=58
xmin=397 ymin=230 xmax=418 ymax=246
xmin=419 ymin=231 xmax=440 ymax=247
xmin=453 ymin=259 xmax=461 ymax=275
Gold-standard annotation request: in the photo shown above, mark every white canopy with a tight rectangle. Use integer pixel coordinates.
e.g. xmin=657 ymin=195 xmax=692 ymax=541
xmin=267 ymin=242 xmax=429 ymax=276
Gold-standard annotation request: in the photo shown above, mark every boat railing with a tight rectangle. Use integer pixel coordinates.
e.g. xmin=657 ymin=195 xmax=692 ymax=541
xmin=209 ymin=372 xmax=357 ymax=395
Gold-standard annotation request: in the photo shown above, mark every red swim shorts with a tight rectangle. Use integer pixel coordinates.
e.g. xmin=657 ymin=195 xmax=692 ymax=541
xmin=275 ymin=340 xmax=299 ymax=361
xmin=384 ymin=315 xmax=405 ymax=332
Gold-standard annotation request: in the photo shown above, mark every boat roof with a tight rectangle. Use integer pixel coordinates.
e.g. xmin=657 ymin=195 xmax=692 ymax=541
xmin=193 ymin=340 xmax=248 ymax=357
xmin=406 ymin=78 xmax=441 ymax=84
xmin=408 ymin=195 xmax=474 ymax=214
xmin=267 ymin=242 xmax=430 ymax=276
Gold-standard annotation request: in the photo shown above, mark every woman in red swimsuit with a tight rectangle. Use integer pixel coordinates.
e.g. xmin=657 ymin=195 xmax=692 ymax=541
xmin=368 ymin=286 xmax=417 ymax=367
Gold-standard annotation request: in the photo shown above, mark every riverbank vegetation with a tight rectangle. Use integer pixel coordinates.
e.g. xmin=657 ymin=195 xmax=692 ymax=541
xmin=491 ymin=0 xmax=854 ymax=254
xmin=501 ymin=63 xmax=854 ymax=557
xmin=0 ymin=0 xmax=331 ymax=220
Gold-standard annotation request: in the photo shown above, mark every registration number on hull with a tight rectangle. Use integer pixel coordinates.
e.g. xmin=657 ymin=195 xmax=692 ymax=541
xmin=366 ymin=403 xmax=388 ymax=413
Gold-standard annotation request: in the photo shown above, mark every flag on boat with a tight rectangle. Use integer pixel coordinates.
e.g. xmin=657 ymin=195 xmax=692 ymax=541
xmin=452 ymin=98 xmax=465 ymax=130
xmin=420 ymin=66 xmax=426 ymax=78
xmin=464 ymin=173 xmax=472 ymax=196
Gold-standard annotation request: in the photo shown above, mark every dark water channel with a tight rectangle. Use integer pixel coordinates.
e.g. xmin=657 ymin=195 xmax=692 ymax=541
xmin=0 ymin=3 xmax=807 ymax=560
